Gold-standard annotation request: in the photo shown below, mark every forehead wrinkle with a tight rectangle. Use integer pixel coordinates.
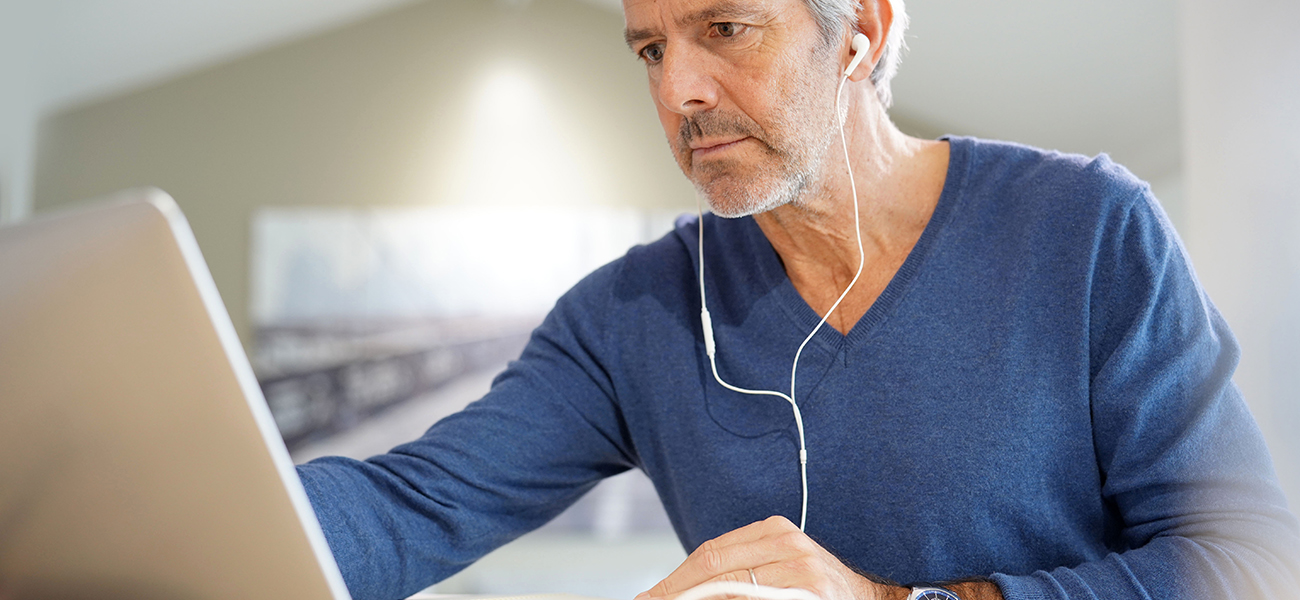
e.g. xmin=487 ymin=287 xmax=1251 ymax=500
xmin=677 ymin=0 xmax=774 ymax=28
xmin=624 ymin=0 xmax=776 ymax=48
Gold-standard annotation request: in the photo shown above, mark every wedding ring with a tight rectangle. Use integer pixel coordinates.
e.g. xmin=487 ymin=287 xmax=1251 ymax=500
xmin=749 ymin=568 xmax=758 ymax=586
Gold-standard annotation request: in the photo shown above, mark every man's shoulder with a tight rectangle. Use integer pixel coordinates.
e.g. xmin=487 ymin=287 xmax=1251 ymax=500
xmin=948 ymin=135 xmax=1157 ymax=226
xmin=957 ymin=136 xmax=1148 ymax=199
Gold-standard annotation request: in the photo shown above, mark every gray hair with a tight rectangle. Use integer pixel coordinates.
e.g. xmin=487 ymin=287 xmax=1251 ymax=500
xmin=803 ymin=0 xmax=909 ymax=108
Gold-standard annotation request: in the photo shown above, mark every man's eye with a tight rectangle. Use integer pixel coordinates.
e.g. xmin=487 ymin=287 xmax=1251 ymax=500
xmin=712 ymin=22 xmax=744 ymax=37
xmin=640 ymin=44 xmax=664 ymax=64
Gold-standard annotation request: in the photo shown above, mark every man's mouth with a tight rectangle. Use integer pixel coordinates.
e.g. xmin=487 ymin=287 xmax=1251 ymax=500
xmin=690 ymin=137 xmax=751 ymax=159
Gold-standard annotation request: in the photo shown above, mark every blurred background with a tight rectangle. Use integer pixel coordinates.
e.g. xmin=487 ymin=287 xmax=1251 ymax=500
xmin=0 ymin=0 xmax=1296 ymax=597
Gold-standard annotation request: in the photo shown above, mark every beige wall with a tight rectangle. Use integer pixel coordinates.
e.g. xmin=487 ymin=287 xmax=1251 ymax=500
xmin=33 ymin=0 xmax=697 ymax=351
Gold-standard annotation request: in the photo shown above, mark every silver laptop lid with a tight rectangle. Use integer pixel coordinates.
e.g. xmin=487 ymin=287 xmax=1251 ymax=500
xmin=0 ymin=189 xmax=351 ymax=600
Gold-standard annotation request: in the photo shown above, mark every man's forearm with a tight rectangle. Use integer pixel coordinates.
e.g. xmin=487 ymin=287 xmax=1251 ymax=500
xmin=945 ymin=581 xmax=1003 ymax=600
xmin=848 ymin=551 xmax=1004 ymax=600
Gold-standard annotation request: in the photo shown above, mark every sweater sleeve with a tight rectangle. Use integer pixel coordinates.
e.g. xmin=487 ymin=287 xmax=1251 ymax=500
xmin=989 ymin=189 xmax=1300 ymax=599
xmin=295 ymin=261 xmax=637 ymax=600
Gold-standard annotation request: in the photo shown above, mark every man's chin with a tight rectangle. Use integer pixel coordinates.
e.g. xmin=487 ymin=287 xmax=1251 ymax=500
xmin=698 ymin=193 xmax=765 ymax=219
xmin=695 ymin=181 xmax=796 ymax=219
xmin=706 ymin=204 xmax=767 ymax=219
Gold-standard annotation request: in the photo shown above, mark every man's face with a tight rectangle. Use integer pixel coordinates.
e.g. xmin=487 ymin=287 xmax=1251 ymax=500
xmin=623 ymin=0 xmax=843 ymax=217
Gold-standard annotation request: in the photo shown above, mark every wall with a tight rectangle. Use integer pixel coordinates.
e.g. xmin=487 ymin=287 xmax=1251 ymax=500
xmin=1180 ymin=0 xmax=1300 ymax=504
xmin=32 ymin=0 xmax=696 ymax=351
xmin=0 ymin=0 xmax=39 ymax=223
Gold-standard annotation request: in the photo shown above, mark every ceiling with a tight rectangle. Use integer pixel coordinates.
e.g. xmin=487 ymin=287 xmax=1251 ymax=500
xmin=27 ymin=0 xmax=1182 ymax=183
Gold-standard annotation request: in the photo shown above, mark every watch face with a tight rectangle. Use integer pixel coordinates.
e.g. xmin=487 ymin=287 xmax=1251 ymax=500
xmin=913 ymin=589 xmax=960 ymax=600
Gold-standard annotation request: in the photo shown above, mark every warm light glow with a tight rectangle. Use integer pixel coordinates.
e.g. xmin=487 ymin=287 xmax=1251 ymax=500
xmin=443 ymin=63 xmax=602 ymax=207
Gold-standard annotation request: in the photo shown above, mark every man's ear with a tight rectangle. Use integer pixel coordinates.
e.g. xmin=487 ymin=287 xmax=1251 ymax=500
xmin=845 ymin=0 xmax=893 ymax=82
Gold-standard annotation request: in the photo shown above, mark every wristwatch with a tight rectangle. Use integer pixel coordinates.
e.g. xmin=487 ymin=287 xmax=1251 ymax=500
xmin=906 ymin=587 xmax=960 ymax=600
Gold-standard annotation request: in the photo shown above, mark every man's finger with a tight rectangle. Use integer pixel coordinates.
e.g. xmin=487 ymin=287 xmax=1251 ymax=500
xmin=644 ymin=558 xmax=831 ymax=600
xmin=642 ymin=568 xmax=762 ymax=600
xmin=637 ymin=520 xmax=809 ymax=599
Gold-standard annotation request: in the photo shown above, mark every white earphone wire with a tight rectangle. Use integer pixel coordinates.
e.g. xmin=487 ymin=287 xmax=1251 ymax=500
xmin=695 ymin=59 xmax=866 ymax=533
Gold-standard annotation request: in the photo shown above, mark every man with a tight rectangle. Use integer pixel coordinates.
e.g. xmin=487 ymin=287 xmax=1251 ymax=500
xmin=297 ymin=0 xmax=1300 ymax=598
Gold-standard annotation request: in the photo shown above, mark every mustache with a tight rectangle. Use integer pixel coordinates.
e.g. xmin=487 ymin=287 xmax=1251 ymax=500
xmin=678 ymin=111 xmax=766 ymax=148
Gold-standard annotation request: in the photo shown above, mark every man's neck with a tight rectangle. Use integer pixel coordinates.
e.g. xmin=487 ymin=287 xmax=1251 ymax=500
xmin=751 ymin=101 xmax=949 ymax=335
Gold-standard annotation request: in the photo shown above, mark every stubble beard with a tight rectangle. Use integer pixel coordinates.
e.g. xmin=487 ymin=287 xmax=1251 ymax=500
xmin=674 ymin=50 xmax=841 ymax=219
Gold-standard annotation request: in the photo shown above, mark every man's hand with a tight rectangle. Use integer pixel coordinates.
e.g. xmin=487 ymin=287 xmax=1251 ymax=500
xmin=634 ymin=515 xmax=909 ymax=600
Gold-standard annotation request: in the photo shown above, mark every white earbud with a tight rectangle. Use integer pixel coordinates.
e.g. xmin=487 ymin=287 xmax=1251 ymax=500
xmin=843 ymin=33 xmax=871 ymax=77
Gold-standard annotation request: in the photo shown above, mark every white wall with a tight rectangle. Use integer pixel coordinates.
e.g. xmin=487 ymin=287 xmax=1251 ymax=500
xmin=0 ymin=0 xmax=39 ymax=223
xmin=1180 ymin=0 xmax=1300 ymax=505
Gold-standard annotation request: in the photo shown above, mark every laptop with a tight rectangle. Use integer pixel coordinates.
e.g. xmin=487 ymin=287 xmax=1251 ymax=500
xmin=0 ymin=189 xmax=351 ymax=599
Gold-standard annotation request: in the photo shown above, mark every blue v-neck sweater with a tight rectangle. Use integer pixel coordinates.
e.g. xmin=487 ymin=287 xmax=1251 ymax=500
xmin=298 ymin=137 xmax=1300 ymax=600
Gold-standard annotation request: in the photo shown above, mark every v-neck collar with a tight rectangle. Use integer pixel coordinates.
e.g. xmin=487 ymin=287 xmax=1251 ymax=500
xmin=742 ymin=136 xmax=972 ymax=352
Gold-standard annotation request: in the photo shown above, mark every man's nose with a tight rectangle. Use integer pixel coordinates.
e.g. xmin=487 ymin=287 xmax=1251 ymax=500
xmin=656 ymin=45 xmax=719 ymax=116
